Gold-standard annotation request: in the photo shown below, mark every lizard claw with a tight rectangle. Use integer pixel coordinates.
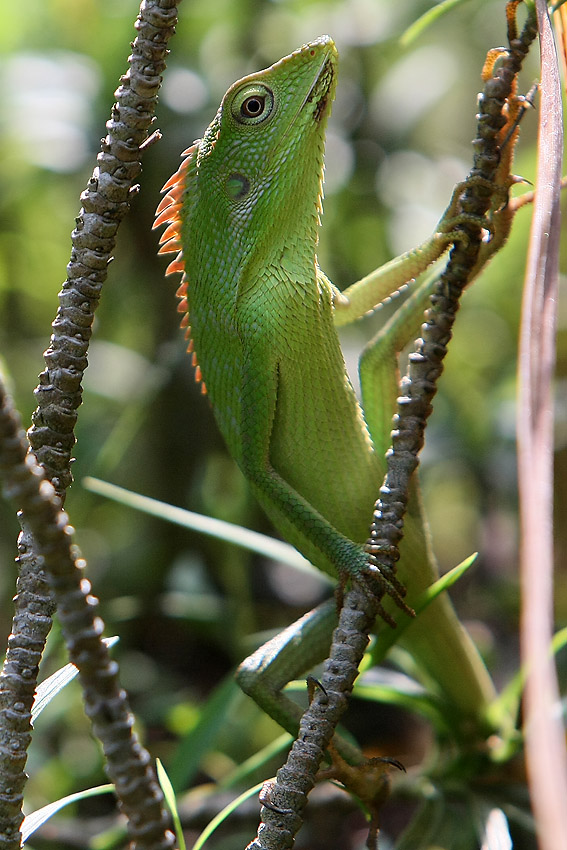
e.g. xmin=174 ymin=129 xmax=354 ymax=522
xmin=336 ymin=543 xmax=415 ymax=626
xmin=364 ymin=567 xmax=415 ymax=624
xmin=362 ymin=551 xmax=415 ymax=624
xmin=366 ymin=553 xmax=407 ymax=598
xmin=335 ymin=564 xmax=408 ymax=628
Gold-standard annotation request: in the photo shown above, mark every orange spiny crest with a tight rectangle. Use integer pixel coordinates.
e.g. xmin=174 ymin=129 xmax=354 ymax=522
xmin=158 ymin=240 xmax=182 ymax=255
xmin=155 ymin=196 xmax=178 ymax=218
xmin=159 ymin=222 xmax=181 ymax=245
xmin=154 ymin=145 xmax=196 ymax=263
xmin=154 ymin=143 xmax=206 ymax=395
xmin=166 ymin=255 xmax=185 ymax=276
xmin=163 ymin=183 xmax=184 ymax=203
xmin=154 ymin=203 xmax=181 ymax=226
xmin=161 ymin=145 xmax=197 ymax=191
xmin=194 ymin=364 xmax=208 ymax=396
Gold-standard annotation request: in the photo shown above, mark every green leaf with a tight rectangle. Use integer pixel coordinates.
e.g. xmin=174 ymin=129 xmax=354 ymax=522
xmin=190 ymin=780 xmax=266 ymax=850
xmin=400 ymin=0 xmax=474 ymax=46
xmin=488 ymin=625 xmax=567 ymax=739
xmin=21 ymin=785 xmax=115 ymax=843
xmin=220 ymin=733 xmax=292 ymax=789
xmin=371 ymin=553 xmax=478 ymax=663
xmin=157 ymin=759 xmax=186 ymax=850
xmin=83 ymin=477 xmax=328 ymax=582
xmin=353 ymin=668 xmax=451 ymax=732
xmin=168 ymin=674 xmax=242 ymax=790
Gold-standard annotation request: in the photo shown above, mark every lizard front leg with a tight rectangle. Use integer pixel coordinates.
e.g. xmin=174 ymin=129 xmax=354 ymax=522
xmin=238 ymin=337 xmax=410 ymax=616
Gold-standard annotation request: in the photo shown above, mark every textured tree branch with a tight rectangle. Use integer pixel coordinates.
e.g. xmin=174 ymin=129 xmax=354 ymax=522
xmin=246 ymin=586 xmax=375 ymax=850
xmin=29 ymin=0 xmax=179 ymax=496
xmin=0 ymin=375 xmax=175 ymax=849
xmin=246 ymin=4 xmax=539 ymax=848
xmin=0 ymin=534 xmax=56 ymax=850
xmin=0 ymin=1 xmax=181 ymax=847
xmin=365 ymin=0 xmax=537 ymax=590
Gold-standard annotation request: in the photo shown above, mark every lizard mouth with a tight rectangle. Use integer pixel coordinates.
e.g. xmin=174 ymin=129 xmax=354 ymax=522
xmin=308 ymin=55 xmax=336 ymax=123
xmin=266 ymin=42 xmax=338 ymax=154
xmin=278 ymin=45 xmax=336 ymax=146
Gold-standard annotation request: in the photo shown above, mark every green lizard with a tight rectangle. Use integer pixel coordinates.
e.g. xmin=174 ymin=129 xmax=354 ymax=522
xmin=154 ymin=36 xmax=521 ymax=735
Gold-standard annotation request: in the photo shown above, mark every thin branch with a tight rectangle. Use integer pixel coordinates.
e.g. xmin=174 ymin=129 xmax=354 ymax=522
xmin=0 ymin=373 xmax=175 ymax=850
xmin=518 ymin=2 xmax=567 ymax=849
xmin=365 ymin=0 xmax=536 ymax=604
xmin=246 ymin=586 xmax=376 ymax=850
xmin=29 ymin=0 xmax=179 ymax=497
xmin=0 ymin=1 xmax=181 ymax=847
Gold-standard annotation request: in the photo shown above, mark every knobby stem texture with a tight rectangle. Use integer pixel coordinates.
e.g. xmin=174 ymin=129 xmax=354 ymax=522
xmin=366 ymin=0 xmax=536 ymax=597
xmin=0 ymin=377 xmax=175 ymax=850
xmin=0 ymin=2 xmax=181 ymax=848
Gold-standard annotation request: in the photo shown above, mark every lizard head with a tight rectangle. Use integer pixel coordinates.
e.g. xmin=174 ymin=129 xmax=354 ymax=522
xmin=156 ymin=37 xmax=338 ymax=268
xmin=155 ymin=37 xmax=338 ymax=389
xmin=197 ymin=34 xmax=338 ymax=224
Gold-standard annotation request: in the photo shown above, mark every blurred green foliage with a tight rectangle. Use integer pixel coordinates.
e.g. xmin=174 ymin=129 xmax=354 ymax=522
xmin=0 ymin=0 xmax=565 ymax=846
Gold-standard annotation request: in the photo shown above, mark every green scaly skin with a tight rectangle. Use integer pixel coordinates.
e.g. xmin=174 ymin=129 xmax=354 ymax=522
xmin=155 ymin=37 xmax=501 ymax=733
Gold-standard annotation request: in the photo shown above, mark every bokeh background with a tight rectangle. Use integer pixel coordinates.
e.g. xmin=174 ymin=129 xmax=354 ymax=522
xmin=0 ymin=0 xmax=565 ymax=846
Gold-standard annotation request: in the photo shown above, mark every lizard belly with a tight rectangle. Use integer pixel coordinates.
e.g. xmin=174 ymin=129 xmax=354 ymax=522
xmin=270 ymin=336 xmax=382 ymax=545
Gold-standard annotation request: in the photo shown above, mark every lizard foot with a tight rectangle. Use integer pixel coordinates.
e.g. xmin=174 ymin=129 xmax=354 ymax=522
xmin=364 ymin=546 xmax=415 ymax=623
xmin=335 ymin=542 xmax=414 ymax=626
xmin=318 ymin=742 xmax=406 ymax=849
xmin=336 ymin=566 xmax=414 ymax=629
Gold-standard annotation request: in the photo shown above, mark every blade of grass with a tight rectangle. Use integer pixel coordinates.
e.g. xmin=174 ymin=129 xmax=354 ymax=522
xmin=400 ymin=0 xmax=473 ymax=46
xmin=32 ymin=637 xmax=118 ymax=723
xmin=156 ymin=760 xmax=186 ymax=850
xmin=489 ymin=626 xmax=567 ymax=734
xmin=167 ymin=674 xmax=242 ymax=791
xmin=371 ymin=553 xmax=478 ymax=662
xmin=352 ymin=670 xmax=451 ymax=733
xmin=21 ymin=785 xmax=115 ymax=843
xmin=190 ymin=781 xmax=266 ymax=850
xmin=219 ymin=733 xmax=292 ymax=790
xmin=83 ymin=477 xmax=327 ymax=581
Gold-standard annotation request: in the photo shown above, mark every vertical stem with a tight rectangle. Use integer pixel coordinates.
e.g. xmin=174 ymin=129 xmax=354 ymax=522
xmin=0 ymin=376 xmax=175 ymax=850
xmin=0 ymin=1 xmax=182 ymax=847
xmin=518 ymin=2 xmax=567 ymax=848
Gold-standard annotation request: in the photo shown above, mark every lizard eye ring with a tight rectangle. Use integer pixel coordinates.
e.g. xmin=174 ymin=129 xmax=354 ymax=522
xmin=232 ymin=84 xmax=275 ymax=125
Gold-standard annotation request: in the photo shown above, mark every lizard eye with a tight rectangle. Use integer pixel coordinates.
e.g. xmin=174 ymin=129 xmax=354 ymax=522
xmin=242 ymin=96 xmax=265 ymax=117
xmin=231 ymin=84 xmax=275 ymax=125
